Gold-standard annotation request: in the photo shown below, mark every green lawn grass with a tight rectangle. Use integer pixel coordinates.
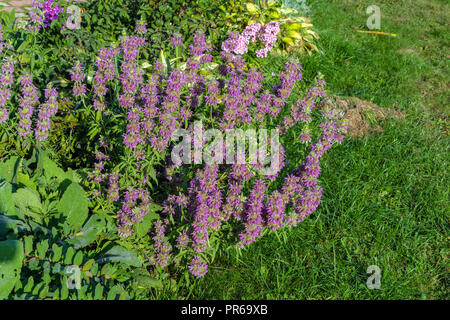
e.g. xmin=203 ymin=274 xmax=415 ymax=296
xmin=172 ymin=0 xmax=449 ymax=300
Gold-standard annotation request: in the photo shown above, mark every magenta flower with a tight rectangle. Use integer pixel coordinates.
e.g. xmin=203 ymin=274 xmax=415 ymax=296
xmin=188 ymin=255 xmax=208 ymax=278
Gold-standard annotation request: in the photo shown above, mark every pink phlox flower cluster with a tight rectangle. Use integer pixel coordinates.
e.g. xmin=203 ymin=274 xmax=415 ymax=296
xmin=222 ymin=22 xmax=280 ymax=58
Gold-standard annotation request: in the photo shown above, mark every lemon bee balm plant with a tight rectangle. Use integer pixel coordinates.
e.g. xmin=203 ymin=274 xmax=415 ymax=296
xmin=0 ymin=0 xmax=345 ymax=299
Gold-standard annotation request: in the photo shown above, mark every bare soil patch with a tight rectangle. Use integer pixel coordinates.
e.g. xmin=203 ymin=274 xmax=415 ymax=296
xmin=319 ymin=96 xmax=405 ymax=138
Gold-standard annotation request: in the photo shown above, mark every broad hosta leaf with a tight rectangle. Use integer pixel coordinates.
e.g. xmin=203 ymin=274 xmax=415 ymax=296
xmin=57 ymin=182 xmax=88 ymax=230
xmin=282 ymin=37 xmax=294 ymax=45
xmin=96 ymin=246 xmax=142 ymax=267
xmin=286 ymin=30 xmax=302 ymax=40
xmin=0 ymin=240 xmax=24 ymax=299
xmin=245 ymin=3 xmax=260 ymax=14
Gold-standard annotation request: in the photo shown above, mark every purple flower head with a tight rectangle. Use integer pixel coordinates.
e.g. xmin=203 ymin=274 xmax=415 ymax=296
xmin=0 ymin=107 xmax=8 ymax=123
xmin=135 ymin=20 xmax=147 ymax=35
xmin=188 ymin=255 xmax=208 ymax=278
xmin=176 ymin=231 xmax=190 ymax=251
xmin=170 ymin=33 xmax=183 ymax=47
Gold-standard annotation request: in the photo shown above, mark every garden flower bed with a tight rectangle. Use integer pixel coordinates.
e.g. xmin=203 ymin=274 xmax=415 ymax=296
xmin=0 ymin=0 xmax=351 ymax=300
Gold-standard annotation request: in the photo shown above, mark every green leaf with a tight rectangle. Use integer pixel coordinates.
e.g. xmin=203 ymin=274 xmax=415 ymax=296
xmin=106 ymin=285 xmax=125 ymax=300
xmin=65 ymin=168 xmax=82 ymax=183
xmin=52 ymin=263 xmax=62 ymax=274
xmin=51 ymin=244 xmax=63 ymax=262
xmin=159 ymin=49 xmax=168 ymax=74
xmin=67 ymin=214 xmax=104 ymax=249
xmin=0 ymin=156 xmax=19 ymax=182
xmin=36 ymin=239 xmax=49 ymax=259
xmin=16 ymin=172 xmax=37 ymax=192
xmin=135 ymin=211 xmax=159 ymax=237
xmin=73 ymin=251 xmax=83 ymax=266
xmin=287 ymin=30 xmax=302 ymax=40
xmin=23 ymin=236 xmax=33 ymax=255
xmin=43 ymin=156 xmax=66 ymax=182
xmin=82 ymin=259 xmax=95 ymax=271
xmin=96 ymin=246 xmax=142 ymax=267
xmin=132 ymin=268 xmax=162 ymax=289
xmin=23 ymin=276 xmax=34 ymax=293
xmin=12 ymin=188 xmax=43 ymax=223
xmin=32 ymin=281 xmax=44 ymax=296
xmin=53 ymin=288 xmax=60 ymax=300
xmin=0 ymin=215 xmax=29 ymax=236
xmin=0 ymin=240 xmax=24 ymax=299
xmin=0 ymin=180 xmax=22 ymax=219
xmin=57 ymin=182 xmax=89 ymax=230
xmin=94 ymin=283 xmax=104 ymax=300
xmin=64 ymin=247 xmax=75 ymax=265
xmin=60 ymin=280 xmax=69 ymax=299
xmin=246 ymin=3 xmax=260 ymax=14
